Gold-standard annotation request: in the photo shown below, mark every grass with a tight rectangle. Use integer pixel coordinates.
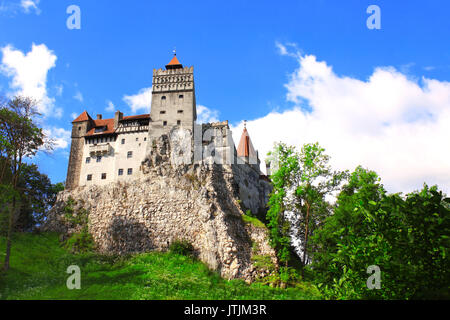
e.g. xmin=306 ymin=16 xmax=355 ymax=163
xmin=242 ymin=214 xmax=266 ymax=229
xmin=0 ymin=232 xmax=321 ymax=300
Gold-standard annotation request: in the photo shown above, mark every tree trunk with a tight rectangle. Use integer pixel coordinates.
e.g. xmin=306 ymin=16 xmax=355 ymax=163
xmin=3 ymin=197 xmax=15 ymax=272
xmin=301 ymin=202 xmax=311 ymax=278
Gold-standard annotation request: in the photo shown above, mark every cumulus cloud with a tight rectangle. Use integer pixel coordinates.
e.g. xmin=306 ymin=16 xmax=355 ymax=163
xmin=105 ymin=100 xmax=115 ymax=112
xmin=43 ymin=127 xmax=71 ymax=150
xmin=0 ymin=43 xmax=57 ymax=117
xmin=21 ymin=0 xmax=40 ymax=14
xmin=197 ymin=105 xmax=219 ymax=124
xmin=123 ymin=87 xmax=152 ymax=113
xmin=232 ymin=44 xmax=450 ymax=194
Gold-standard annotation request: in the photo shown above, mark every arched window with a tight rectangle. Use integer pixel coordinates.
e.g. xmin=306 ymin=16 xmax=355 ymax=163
xmin=161 ymin=96 xmax=166 ymax=100
xmin=179 ymin=94 xmax=184 ymax=99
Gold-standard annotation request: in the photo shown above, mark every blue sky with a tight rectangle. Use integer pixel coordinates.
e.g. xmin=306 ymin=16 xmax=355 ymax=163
xmin=1 ymin=0 xmax=450 ymax=194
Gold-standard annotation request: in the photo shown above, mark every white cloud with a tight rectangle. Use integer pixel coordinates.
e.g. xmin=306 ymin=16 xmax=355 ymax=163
xmin=123 ymin=87 xmax=152 ymax=113
xmin=21 ymin=0 xmax=40 ymax=14
xmin=43 ymin=126 xmax=71 ymax=150
xmin=105 ymin=100 xmax=115 ymax=112
xmin=73 ymin=91 xmax=83 ymax=102
xmin=197 ymin=105 xmax=219 ymax=124
xmin=231 ymin=44 xmax=450 ymax=195
xmin=0 ymin=43 xmax=57 ymax=117
xmin=70 ymin=112 xmax=78 ymax=120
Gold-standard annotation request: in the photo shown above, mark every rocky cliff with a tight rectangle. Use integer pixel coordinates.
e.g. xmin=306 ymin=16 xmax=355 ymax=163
xmin=46 ymin=136 xmax=277 ymax=282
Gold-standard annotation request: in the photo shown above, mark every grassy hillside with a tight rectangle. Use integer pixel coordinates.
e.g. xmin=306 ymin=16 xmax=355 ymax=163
xmin=0 ymin=233 xmax=320 ymax=300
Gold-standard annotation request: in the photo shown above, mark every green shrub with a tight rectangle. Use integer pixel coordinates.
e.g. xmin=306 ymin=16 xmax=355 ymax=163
xmin=169 ymin=240 xmax=194 ymax=257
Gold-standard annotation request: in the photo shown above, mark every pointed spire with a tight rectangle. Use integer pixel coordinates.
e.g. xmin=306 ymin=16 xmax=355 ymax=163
xmin=166 ymin=51 xmax=183 ymax=70
xmin=237 ymin=125 xmax=257 ymax=159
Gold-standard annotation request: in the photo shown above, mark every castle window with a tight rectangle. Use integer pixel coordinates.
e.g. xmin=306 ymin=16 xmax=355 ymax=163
xmin=78 ymin=126 xmax=81 ymax=131
xmin=144 ymin=137 xmax=147 ymax=141
xmin=160 ymin=111 xmax=166 ymax=114
xmin=118 ymin=169 xmax=123 ymax=176
xmin=179 ymin=95 xmax=184 ymax=99
xmin=86 ymin=157 xmax=91 ymax=164
xmin=163 ymin=121 xmax=167 ymax=126
xmin=177 ymin=120 xmax=181 ymax=125
xmin=96 ymin=156 xmax=102 ymax=163
xmin=127 ymin=151 xmax=133 ymax=159
xmin=127 ymin=168 xmax=133 ymax=175
xmin=87 ymin=174 xmax=92 ymax=181
xmin=136 ymin=137 xmax=139 ymax=141
xmin=95 ymin=126 xmax=107 ymax=133
xmin=161 ymin=96 xmax=166 ymax=100
xmin=121 ymin=139 xmax=125 ymax=145
xmin=177 ymin=110 xmax=183 ymax=114
xmin=101 ymin=173 xmax=107 ymax=180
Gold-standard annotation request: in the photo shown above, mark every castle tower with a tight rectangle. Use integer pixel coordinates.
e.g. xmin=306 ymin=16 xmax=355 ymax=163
xmin=149 ymin=54 xmax=197 ymax=138
xmin=66 ymin=111 xmax=94 ymax=189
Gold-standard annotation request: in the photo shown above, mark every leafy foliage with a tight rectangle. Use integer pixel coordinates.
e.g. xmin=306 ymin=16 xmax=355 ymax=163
xmin=310 ymin=167 xmax=450 ymax=299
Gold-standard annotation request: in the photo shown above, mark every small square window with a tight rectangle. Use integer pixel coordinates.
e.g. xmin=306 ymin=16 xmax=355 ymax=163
xmin=86 ymin=157 xmax=91 ymax=164
xmin=127 ymin=151 xmax=133 ymax=159
xmin=87 ymin=174 xmax=92 ymax=181
xmin=163 ymin=121 xmax=167 ymax=126
xmin=144 ymin=137 xmax=147 ymax=141
xmin=127 ymin=168 xmax=133 ymax=175
xmin=177 ymin=110 xmax=183 ymax=114
xmin=177 ymin=120 xmax=181 ymax=125
xmin=118 ymin=169 xmax=123 ymax=176
xmin=161 ymin=96 xmax=166 ymax=100
xmin=96 ymin=156 xmax=102 ymax=163
xmin=101 ymin=173 xmax=107 ymax=180
xmin=121 ymin=139 xmax=125 ymax=145
xmin=136 ymin=137 xmax=139 ymax=141
xmin=179 ymin=95 xmax=184 ymax=99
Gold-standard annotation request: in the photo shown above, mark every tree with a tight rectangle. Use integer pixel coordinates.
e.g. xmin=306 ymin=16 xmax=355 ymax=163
xmin=266 ymin=143 xmax=299 ymax=284
xmin=310 ymin=167 xmax=450 ymax=299
xmin=266 ymin=142 xmax=346 ymax=282
xmin=0 ymin=96 xmax=51 ymax=271
xmin=294 ymin=143 xmax=347 ymax=271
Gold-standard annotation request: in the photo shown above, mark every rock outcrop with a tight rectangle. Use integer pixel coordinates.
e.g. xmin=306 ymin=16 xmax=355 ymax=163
xmin=46 ymin=137 xmax=277 ymax=282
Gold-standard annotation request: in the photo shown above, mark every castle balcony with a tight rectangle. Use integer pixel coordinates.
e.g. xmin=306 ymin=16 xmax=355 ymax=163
xmin=89 ymin=143 xmax=112 ymax=155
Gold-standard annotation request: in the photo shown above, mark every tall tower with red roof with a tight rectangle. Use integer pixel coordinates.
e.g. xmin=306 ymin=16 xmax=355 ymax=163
xmin=149 ymin=53 xmax=197 ymax=138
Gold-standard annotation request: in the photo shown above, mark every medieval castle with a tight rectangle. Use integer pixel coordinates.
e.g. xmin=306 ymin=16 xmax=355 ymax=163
xmin=48 ymin=55 xmax=277 ymax=281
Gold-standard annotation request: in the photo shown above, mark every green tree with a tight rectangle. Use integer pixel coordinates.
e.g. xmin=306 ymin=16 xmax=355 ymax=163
xmin=0 ymin=96 xmax=52 ymax=271
xmin=266 ymin=142 xmax=346 ymax=282
xmin=310 ymin=166 xmax=450 ymax=299
xmin=294 ymin=143 xmax=347 ymax=272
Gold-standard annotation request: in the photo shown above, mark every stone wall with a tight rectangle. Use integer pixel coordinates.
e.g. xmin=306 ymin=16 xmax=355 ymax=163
xmin=47 ymin=148 xmax=277 ymax=282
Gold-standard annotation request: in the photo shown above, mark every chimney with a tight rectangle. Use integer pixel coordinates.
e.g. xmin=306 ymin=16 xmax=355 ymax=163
xmin=97 ymin=114 xmax=102 ymax=120
xmin=114 ymin=111 xmax=123 ymax=129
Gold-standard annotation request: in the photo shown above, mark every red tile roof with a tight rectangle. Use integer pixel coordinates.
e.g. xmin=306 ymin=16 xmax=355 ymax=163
xmin=72 ymin=111 xmax=92 ymax=123
xmin=167 ymin=55 xmax=182 ymax=66
xmin=237 ymin=127 xmax=257 ymax=159
xmin=123 ymin=114 xmax=150 ymax=120
xmin=83 ymin=114 xmax=150 ymax=137
xmin=85 ymin=119 xmax=115 ymax=136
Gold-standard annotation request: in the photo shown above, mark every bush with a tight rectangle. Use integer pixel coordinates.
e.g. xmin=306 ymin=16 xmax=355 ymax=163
xmin=169 ymin=240 xmax=194 ymax=257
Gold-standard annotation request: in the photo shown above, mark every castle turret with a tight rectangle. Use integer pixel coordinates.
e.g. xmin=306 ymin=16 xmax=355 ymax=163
xmin=66 ymin=111 xmax=94 ymax=189
xmin=237 ymin=124 xmax=259 ymax=167
xmin=149 ymin=53 xmax=197 ymax=138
